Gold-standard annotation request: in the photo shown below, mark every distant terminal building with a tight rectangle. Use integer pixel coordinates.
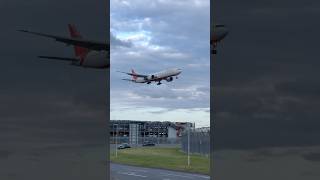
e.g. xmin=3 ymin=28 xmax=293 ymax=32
xmin=195 ymin=127 xmax=210 ymax=132
xmin=110 ymin=120 xmax=194 ymax=144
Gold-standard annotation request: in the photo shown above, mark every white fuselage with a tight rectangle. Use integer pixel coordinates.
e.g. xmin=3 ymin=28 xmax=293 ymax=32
xmin=134 ymin=68 xmax=182 ymax=83
xmin=79 ymin=51 xmax=109 ymax=69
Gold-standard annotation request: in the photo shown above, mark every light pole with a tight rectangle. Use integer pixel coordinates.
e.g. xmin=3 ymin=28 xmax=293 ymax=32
xmin=138 ymin=123 xmax=141 ymax=146
xmin=187 ymin=124 xmax=190 ymax=167
xmin=158 ymin=124 xmax=160 ymax=144
xmin=115 ymin=124 xmax=118 ymax=158
xmin=144 ymin=124 xmax=146 ymax=143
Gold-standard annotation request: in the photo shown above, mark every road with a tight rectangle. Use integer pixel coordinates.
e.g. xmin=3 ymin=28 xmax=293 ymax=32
xmin=110 ymin=163 xmax=210 ymax=180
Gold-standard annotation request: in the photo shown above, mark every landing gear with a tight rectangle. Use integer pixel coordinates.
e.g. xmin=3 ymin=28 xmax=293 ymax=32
xmin=147 ymin=81 xmax=151 ymax=84
xmin=176 ymin=76 xmax=178 ymax=79
xmin=211 ymin=49 xmax=217 ymax=54
xmin=157 ymin=81 xmax=162 ymax=85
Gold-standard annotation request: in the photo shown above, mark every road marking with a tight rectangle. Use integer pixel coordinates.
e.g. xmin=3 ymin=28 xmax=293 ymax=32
xmin=161 ymin=173 xmax=194 ymax=179
xmin=118 ymin=171 xmax=147 ymax=178
xmin=161 ymin=173 xmax=210 ymax=179
xmin=185 ymin=174 xmax=210 ymax=179
xmin=126 ymin=168 xmax=148 ymax=173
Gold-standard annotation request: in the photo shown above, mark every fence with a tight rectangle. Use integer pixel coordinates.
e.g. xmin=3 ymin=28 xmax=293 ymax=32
xmin=110 ymin=136 xmax=181 ymax=145
xmin=181 ymin=129 xmax=210 ymax=156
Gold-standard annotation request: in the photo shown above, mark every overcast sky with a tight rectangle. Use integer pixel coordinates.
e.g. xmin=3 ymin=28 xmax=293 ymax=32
xmin=110 ymin=0 xmax=210 ymax=128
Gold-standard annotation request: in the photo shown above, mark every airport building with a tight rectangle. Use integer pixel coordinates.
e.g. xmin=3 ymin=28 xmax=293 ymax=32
xmin=110 ymin=120 xmax=194 ymax=144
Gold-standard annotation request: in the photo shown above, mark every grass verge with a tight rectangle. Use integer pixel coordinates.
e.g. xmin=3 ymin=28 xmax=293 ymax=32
xmin=110 ymin=147 xmax=209 ymax=175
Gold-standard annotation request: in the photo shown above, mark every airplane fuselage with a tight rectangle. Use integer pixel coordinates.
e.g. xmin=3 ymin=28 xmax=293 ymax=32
xmin=134 ymin=68 xmax=182 ymax=83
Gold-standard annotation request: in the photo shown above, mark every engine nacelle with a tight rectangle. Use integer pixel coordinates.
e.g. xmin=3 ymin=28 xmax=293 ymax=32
xmin=166 ymin=76 xmax=173 ymax=82
xmin=147 ymin=74 xmax=156 ymax=80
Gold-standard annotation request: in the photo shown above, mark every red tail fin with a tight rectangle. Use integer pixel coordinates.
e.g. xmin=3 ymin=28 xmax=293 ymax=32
xmin=68 ymin=24 xmax=89 ymax=58
xmin=131 ymin=69 xmax=138 ymax=80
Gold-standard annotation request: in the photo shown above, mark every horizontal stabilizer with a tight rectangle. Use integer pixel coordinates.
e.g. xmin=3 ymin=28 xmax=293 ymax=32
xmin=38 ymin=56 xmax=79 ymax=62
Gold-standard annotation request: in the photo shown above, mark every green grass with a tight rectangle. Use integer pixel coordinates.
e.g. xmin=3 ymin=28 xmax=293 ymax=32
xmin=110 ymin=147 xmax=209 ymax=175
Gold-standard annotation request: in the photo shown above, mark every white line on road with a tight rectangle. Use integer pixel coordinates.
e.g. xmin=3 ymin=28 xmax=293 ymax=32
xmin=126 ymin=168 xmax=148 ymax=173
xmin=161 ymin=173 xmax=194 ymax=179
xmin=118 ymin=171 xmax=147 ymax=178
xmin=161 ymin=173 xmax=210 ymax=179
xmin=186 ymin=174 xmax=210 ymax=179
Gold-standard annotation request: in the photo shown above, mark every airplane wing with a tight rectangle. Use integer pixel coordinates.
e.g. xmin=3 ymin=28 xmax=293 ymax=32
xmin=18 ymin=30 xmax=109 ymax=51
xmin=38 ymin=56 xmax=79 ymax=62
xmin=121 ymin=79 xmax=134 ymax=82
xmin=117 ymin=71 xmax=148 ymax=78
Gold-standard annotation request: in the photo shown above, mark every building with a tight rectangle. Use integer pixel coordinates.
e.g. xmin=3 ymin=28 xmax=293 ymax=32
xmin=195 ymin=127 xmax=210 ymax=132
xmin=110 ymin=120 xmax=193 ymax=144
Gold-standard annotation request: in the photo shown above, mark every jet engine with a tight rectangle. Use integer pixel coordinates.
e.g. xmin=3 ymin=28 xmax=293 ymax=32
xmin=166 ymin=76 xmax=173 ymax=82
xmin=147 ymin=75 xmax=156 ymax=80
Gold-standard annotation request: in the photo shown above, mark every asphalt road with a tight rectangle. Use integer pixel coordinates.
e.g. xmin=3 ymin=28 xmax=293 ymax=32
xmin=110 ymin=163 xmax=210 ymax=180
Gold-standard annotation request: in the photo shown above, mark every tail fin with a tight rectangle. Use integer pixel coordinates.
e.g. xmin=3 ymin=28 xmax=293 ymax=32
xmin=131 ymin=69 xmax=138 ymax=80
xmin=68 ymin=24 xmax=89 ymax=58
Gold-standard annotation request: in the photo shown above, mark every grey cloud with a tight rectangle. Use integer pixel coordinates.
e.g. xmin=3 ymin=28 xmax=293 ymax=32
xmin=110 ymin=33 xmax=132 ymax=47
xmin=111 ymin=85 xmax=209 ymax=110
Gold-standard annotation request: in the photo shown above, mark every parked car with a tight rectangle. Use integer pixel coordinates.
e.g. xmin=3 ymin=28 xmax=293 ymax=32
xmin=117 ymin=143 xmax=131 ymax=149
xmin=142 ymin=141 xmax=155 ymax=146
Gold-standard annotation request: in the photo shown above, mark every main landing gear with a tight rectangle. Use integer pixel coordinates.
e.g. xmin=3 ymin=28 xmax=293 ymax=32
xmin=157 ymin=81 xmax=162 ymax=85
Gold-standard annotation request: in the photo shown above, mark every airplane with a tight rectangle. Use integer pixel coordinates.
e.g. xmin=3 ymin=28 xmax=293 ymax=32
xmin=118 ymin=68 xmax=182 ymax=85
xmin=18 ymin=24 xmax=109 ymax=69
xmin=211 ymin=24 xmax=229 ymax=54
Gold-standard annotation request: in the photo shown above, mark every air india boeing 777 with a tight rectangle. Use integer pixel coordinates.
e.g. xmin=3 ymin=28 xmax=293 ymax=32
xmin=19 ymin=24 xmax=109 ymax=69
xmin=118 ymin=68 xmax=182 ymax=85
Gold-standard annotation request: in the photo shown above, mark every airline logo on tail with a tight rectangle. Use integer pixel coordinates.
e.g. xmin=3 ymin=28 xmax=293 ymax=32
xmin=68 ymin=24 xmax=89 ymax=64
xmin=131 ymin=69 xmax=138 ymax=80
